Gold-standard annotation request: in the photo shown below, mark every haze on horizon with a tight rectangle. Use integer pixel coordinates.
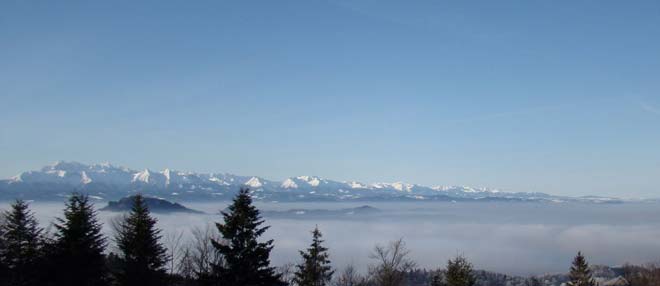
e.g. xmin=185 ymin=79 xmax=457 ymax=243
xmin=7 ymin=200 xmax=660 ymax=276
xmin=1 ymin=1 xmax=660 ymax=198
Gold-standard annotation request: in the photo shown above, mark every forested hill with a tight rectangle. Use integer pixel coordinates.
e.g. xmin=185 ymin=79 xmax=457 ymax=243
xmin=100 ymin=196 xmax=203 ymax=214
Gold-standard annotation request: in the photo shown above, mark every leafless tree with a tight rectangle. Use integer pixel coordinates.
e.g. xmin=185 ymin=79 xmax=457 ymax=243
xmin=178 ymin=247 xmax=196 ymax=280
xmin=334 ymin=263 xmax=368 ymax=286
xmin=368 ymin=238 xmax=415 ymax=286
xmin=623 ymin=263 xmax=660 ymax=286
xmin=178 ymin=224 xmax=224 ymax=280
xmin=164 ymin=230 xmax=185 ymax=275
xmin=278 ymin=262 xmax=296 ymax=286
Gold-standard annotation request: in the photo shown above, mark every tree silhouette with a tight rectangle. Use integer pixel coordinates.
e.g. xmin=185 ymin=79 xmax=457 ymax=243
xmin=444 ymin=255 xmax=476 ymax=286
xmin=212 ymin=187 xmax=285 ymax=286
xmin=369 ymin=239 xmax=415 ymax=286
xmin=113 ymin=194 xmax=168 ymax=286
xmin=567 ymin=251 xmax=596 ymax=286
xmin=0 ymin=200 xmax=44 ymax=286
xmin=51 ymin=193 xmax=108 ymax=286
xmin=294 ymin=226 xmax=334 ymax=286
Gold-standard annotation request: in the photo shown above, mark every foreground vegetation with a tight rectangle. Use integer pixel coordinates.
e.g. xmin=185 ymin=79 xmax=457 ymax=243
xmin=0 ymin=188 xmax=656 ymax=286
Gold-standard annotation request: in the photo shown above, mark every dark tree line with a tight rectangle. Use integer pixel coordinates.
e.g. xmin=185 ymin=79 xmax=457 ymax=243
xmin=0 ymin=188 xmax=311 ymax=286
xmin=0 ymin=188 xmax=634 ymax=286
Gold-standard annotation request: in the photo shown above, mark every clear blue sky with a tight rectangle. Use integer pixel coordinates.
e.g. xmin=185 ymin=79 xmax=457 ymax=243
xmin=1 ymin=0 xmax=659 ymax=198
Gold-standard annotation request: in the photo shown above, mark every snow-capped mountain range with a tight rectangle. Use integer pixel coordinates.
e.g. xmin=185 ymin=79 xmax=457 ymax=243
xmin=0 ymin=161 xmax=622 ymax=203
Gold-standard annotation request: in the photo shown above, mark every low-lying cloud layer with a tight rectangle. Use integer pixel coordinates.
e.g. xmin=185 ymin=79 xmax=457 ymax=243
xmin=5 ymin=201 xmax=660 ymax=276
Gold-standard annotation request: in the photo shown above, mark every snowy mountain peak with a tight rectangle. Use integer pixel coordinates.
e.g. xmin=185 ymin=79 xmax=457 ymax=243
xmin=81 ymin=171 xmax=92 ymax=184
xmin=162 ymin=168 xmax=172 ymax=185
xmin=99 ymin=161 xmax=113 ymax=167
xmin=90 ymin=161 xmax=116 ymax=170
xmin=245 ymin=177 xmax=264 ymax=188
xmin=431 ymin=185 xmax=501 ymax=194
xmin=372 ymin=182 xmax=414 ymax=192
xmin=43 ymin=161 xmax=87 ymax=172
xmin=391 ymin=182 xmax=414 ymax=192
xmin=347 ymin=181 xmax=368 ymax=189
xmin=296 ymin=176 xmax=322 ymax=187
xmin=132 ymin=169 xmax=152 ymax=183
xmin=9 ymin=173 xmax=23 ymax=183
xmin=0 ymin=161 xmax=606 ymax=203
xmin=281 ymin=178 xmax=299 ymax=189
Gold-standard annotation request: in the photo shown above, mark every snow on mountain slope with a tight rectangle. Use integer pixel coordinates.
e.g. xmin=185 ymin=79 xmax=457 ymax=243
xmin=245 ymin=177 xmax=264 ymax=188
xmin=281 ymin=178 xmax=299 ymax=189
xmin=0 ymin=161 xmax=622 ymax=203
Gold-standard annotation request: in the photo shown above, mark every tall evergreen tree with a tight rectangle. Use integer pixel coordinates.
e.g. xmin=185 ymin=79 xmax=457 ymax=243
xmin=0 ymin=200 xmax=44 ymax=286
xmin=212 ymin=187 xmax=285 ymax=286
xmin=567 ymin=252 xmax=596 ymax=286
xmin=113 ymin=194 xmax=168 ymax=286
xmin=51 ymin=193 xmax=107 ymax=286
xmin=293 ymin=226 xmax=334 ymax=286
xmin=444 ymin=255 xmax=476 ymax=286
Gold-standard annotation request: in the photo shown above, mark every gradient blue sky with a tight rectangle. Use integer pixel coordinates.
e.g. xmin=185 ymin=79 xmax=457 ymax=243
xmin=1 ymin=0 xmax=659 ymax=197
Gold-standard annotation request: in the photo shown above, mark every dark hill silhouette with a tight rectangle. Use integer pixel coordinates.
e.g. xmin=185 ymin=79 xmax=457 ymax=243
xmin=100 ymin=196 xmax=204 ymax=214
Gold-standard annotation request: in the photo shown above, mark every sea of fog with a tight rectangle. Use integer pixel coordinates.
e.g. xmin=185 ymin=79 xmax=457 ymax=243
xmin=3 ymin=201 xmax=660 ymax=276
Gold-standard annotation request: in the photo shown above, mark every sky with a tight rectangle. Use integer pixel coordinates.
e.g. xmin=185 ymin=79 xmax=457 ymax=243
xmin=1 ymin=0 xmax=659 ymax=198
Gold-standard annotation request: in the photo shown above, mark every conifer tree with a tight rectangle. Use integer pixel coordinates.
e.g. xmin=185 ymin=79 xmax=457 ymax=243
xmin=212 ymin=187 xmax=285 ymax=286
xmin=430 ymin=271 xmax=443 ymax=286
xmin=0 ymin=200 xmax=44 ymax=286
xmin=51 ymin=193 xmax=107 ymax=286
xmin=567 ymin=251 xmax=596 ymax=286
xmin=293 ymin=226 xmax=334 ymax=286
xmin=113 ymin=194 xmax=168 ymax=286
xmin=444 ymin=255 xmax=476 ymax=286
xmin=0 ymin=215 xmax=7 ymax=286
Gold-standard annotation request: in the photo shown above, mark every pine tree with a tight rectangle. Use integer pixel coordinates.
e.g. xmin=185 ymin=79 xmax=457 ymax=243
xmin=212 ymin=187 xmax=285 ymax=286
xmin=445 ymin=255 xmax=476 ymax=286
xmin=51 ymin=193 xmax=107 ymax=286
xmin=430 ymin=271 xmax=444 ymax=286
xmin=567 ymin=252 xmax=596 ymax=286
xmin=0 ymin=200 xmax=44 ymax=286
xmin=293 ymin=226 xmax=334 ymax=286
xmin=113 ymin=194 xmax=168 ymax=286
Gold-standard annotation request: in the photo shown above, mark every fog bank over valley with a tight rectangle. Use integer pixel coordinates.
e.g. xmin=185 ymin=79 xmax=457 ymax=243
xmin=5 ymin=201 xmax=660 ymax=276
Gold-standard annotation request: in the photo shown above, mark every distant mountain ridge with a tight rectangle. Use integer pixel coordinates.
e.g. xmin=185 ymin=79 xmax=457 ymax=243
xmin=0 ymin=161 xmax=622 ymax=203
